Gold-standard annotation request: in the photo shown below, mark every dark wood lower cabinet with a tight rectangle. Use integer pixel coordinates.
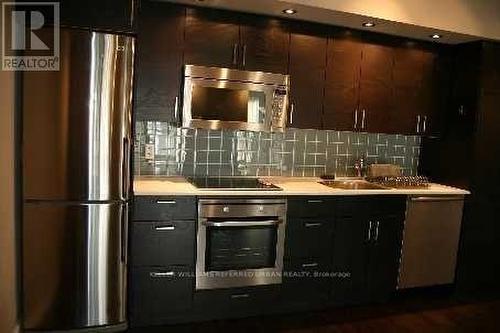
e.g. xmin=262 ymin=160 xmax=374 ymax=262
xmin=129 ymin=196 xmax=407 ymax=326
xmin=366 ymin=213 xmax=405 ymax=302
xmin=194 ymin=286 xmax=281 ymax=317
xmin=331 ymin=214 xmax=370 ymax=305
xmin=332 ymin=197 xmax=406 ymax=304
xmin=129 ymin=266 xmax=194 ymax=326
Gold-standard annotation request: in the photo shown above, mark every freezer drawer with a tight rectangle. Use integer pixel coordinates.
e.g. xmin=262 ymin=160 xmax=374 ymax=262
xmin=398 ymin=196 xmax=465 ymax=289
xmin=23 ymin=202 xmax=128 ymax=331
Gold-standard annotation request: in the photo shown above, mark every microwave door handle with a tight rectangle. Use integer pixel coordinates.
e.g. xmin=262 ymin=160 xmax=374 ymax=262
xmin=202 ymin=220 xmax=282 ymax=227
xmin=174 ymin=96 xmax=179 ymax=123
xmin=289 ymin=103 xmax=294 ymax=125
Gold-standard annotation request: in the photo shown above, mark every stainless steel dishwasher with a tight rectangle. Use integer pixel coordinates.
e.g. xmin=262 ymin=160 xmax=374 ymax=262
xmin=398 ymin=195 xmax=465 ymax=289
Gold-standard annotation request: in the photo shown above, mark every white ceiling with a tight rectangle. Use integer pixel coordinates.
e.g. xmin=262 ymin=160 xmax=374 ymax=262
xmin=159 ymin=0 xmax=482 ymax=44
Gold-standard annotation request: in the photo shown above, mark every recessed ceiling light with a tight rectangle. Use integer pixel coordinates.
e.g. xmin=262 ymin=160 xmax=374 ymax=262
xmin=362 ymin=22 xmax=376 ymax=27
xmin=430 ymin=34 xmax=442 ymax=39
xmin=282 ymin=8 xmax=297 ymax=15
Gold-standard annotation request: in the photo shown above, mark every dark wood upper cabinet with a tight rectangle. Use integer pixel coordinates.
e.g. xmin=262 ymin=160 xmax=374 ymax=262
xmin=184 ymin=8 xmax=240 ymax=68
xmin=288 ymin=24 xmax=328 ymax=129
xmin=480 ymin=43 xmax=500 ymax=93
xmin=324 ymin=35 xmax=363 ymax=131
xmin=184 ymin=8 xmax=289 ymax=73
xmin=132 ymin=4 xmax=451 ymax=136
xmin=134 ymin=3 xmax=185 ymax=122
xmin=239 ymin=16 xmax=289 ymax=73
xmin=358 ymin=42 xmax=395 ymax=133
xmin=60 ymin=0 xmax=136 ymax=32
xmin=393 ymin=46 xmax=433 ymax=135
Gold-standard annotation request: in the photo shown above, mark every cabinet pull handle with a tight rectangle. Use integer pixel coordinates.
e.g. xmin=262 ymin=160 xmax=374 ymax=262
xmin=174 ymin=96 xmax=179 ymax=122
xmin=307 ymin=199 xmax=323 ymax=203
xmin=232 ymin=43 xmax=238 ymax=65
xmin=354 ymin=109 xmax=358 ymax=129
xmin=155 ymin=225 xmax=175 ymax=231
xmin=156 ymin=200 xmax=176 ymax=205
xmin=242 ymin=44 xmax=247 ymax=67
xmin=367 ymin=221 xmax=373 ymax=242
xmin=422 ymin=116 xmax=427 ymax=133
xmin=231 ymin=293 xmax=250 ymax=299
xmin=302 ymin=262 xmax=319 ymax=268
xmin=150 ymin=271 xmax=175 ymax=278
xmin=374 ymin=221 xmax=380 ymax=242
xmin=458 ymin=105 xmax=465 ymax=116
xmin=305 ymin=222 xmax=322 ymax=227
xmin=290 ymin=102 xmax=294 ymax=125
xmin=416 ymin=115 xmax=421 ymax=134
xmin=361 ymin=109 xmax=366 ymax=129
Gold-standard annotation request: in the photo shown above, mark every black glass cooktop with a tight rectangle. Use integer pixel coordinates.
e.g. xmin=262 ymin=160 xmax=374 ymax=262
xmin=187 ymin=177 xmax=282 ymax=191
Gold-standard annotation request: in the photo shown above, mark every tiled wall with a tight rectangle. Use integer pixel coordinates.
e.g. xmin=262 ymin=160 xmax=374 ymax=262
xmin=134 ymin=121 xmax=421 ymax=177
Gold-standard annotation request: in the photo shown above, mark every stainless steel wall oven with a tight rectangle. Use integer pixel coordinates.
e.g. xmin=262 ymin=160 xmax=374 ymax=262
xmin=196 ymin=199 xmax=287 ymax=290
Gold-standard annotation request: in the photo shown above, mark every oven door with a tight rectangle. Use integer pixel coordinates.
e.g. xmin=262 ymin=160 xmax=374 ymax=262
xmin=183 ymin=77 xmax=277 ymax=132
xmin=196 ymin=218 xmax=285 ymax=290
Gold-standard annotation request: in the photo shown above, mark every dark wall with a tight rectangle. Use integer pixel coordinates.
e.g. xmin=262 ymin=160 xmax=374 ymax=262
xmin=420 ymin=41 xmax=500 ymax=298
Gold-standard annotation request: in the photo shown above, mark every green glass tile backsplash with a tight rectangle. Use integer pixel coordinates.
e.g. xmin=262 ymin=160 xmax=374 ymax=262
xmin=134 ymin=121 xmax=421 ymax=177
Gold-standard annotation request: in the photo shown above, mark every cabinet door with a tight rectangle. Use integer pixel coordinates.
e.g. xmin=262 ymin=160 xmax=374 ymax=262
xmin=366 ymin=213 xmax=404 ymax=302
xmin=422 ymin=51 xmax=446 ymax=136
xmin=474 ymin=90 xmax=500 ymax=193
xmin=184 ymin=8 xmax=240 ymax=68
xmin=331 ymin=215 xmax=369 ymax=305
xmin=285 ymin=218 xmax=333 ymax=259
xmin=60 ymin=0 xmax=135 ymax=32
xmin=134 ymin=3 xmax=185 ymax=122
xmin=239 ymin=16 xmax=289 ymax=73
xmin=324 ymin=36 xmax=362 ymax=131
xmin=358 ymin=42 xmax=394 ymax=133
xmin=129 ymin=266 xmax=193 ymax=326
xmin=288 ymin=25 xmax=327 ymax=129
xmin=283 ymin=258 xmax=332 ymax=304
xmin=393 ymin=46 xmax=426 ymax=135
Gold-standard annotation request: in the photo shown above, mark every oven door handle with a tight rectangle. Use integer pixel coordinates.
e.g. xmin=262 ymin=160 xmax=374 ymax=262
xmin=202 ymin=219 xmax=282 ymax=227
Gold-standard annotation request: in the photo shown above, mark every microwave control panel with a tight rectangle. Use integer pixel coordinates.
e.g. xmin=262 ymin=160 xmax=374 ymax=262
xmin=271 ymin=87 xmax=288 ymax=129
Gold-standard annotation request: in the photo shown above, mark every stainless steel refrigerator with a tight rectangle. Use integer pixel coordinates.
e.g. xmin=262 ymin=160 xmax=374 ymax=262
xmin=22 ymin=28 xmax=135 ymax=332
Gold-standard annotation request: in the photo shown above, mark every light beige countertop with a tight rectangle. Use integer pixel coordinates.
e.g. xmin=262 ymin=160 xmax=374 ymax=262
xmin=133 ymin=177 xmax=470 ymax=196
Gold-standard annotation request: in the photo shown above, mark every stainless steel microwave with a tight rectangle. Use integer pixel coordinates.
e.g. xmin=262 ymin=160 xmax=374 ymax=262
xmin=182 ymin=65 xmax=290 ymax=132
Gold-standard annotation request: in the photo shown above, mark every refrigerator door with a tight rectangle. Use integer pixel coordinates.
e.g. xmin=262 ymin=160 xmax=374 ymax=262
xmin=23 ymin=202 xmax=128 ymax=331
xmin=23 ymin=29 xmax=134 ymax=201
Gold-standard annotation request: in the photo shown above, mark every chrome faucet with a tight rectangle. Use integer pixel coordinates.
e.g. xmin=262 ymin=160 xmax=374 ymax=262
xmin=354 ymin=157 xmax=365 ymax=178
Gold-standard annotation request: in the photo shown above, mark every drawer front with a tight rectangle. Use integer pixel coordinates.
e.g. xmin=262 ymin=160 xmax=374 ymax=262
xmin=287 ymin=197 xmax=334 ymax=218
xmin=335 ymin=197 xmax=369 ymax=217
xmin=131 ymin=221 xmax=196 ymax=266
xmin=336 ymin=196 xmax=407 ymax=218
xmin=285 ymin=218 xmax=333 ymax=259
xmin=194 ymin=286 xmax=279 ymax=314
xmin=283 ymin=258 xmax=332 ymax=302
xmin=129 ymin=266 xmax=194 ymax=326
xmin=132 ymin=196 xmax=196 ymax=221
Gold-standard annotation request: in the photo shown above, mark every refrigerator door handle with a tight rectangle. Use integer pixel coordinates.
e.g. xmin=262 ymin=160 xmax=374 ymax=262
xmin=122 ymin=137 xmax=130 ymax=199
xmin=121 ymin=205 xmax=128 ymax=264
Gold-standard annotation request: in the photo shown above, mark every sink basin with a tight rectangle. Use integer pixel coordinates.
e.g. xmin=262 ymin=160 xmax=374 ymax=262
xmin=319 ymin=180 xmax=389 ymax=190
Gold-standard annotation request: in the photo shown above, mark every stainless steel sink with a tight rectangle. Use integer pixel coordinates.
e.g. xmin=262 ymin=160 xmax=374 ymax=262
xmin=319 ymin=180 xmax=389 ymax=190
